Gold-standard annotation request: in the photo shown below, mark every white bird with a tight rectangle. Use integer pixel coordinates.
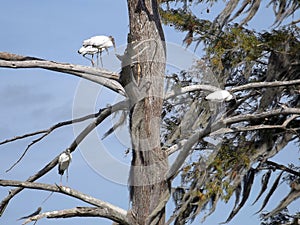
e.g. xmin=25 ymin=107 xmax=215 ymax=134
xmin=78 ymin=45 xmax=99 ymax=67
xmin=58 ymin=149 xmax=72 ymax=185
xmin=205 ymin=90 xmax=234 ymax=102
xmin=79 ymin=35 xmax=116 ymax=67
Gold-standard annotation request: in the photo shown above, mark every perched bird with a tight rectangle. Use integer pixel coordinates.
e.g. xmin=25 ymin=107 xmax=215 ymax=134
xmin=172 ymin=187 xmax=185 ymax=209
xmin=58 ymin=149 xmax=72 ymax=185
xmin=17 ymin=207 xmax=42 ymax=220
xmin=205 ymin=90 xmax=234 ymax=102
xmin=79 ymin=35 xmax=116 ymax=67
xmin=77 ymin=45 xmax=99 ymax=67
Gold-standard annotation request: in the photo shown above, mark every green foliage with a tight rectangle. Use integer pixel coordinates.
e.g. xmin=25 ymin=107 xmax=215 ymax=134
xmin=159 ymin=1 xmax=300 ymax=224
xmin=160 ymin=8 xmax=211 ymax=32
xmin=159 ymin=0 xmax=300 ymax=69
xmin=261 ymin=27 xmax=300 ymax=53
xmin=207 ymin=25 xmax=263 ymax=69
xmin=212 ymin=137 xmax=254 ymax=171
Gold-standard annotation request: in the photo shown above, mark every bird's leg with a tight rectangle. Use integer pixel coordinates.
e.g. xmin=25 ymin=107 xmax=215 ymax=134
xmin=66 ymin=168 xmax=69 ymax=183
xmin=91 ymin=54 xmax=95 ymax=67
xmin=96 ymin=52 xmax=99 ymax=67
xmin=105 ymin=47 xmax=109 ymax=55
xmin=83 ymin=54 xmax=94 ymax=67
xmin=60 ymin=175 xmax=62 ymax=186
xmin=100 ymin=51 xmax=103 ymax=67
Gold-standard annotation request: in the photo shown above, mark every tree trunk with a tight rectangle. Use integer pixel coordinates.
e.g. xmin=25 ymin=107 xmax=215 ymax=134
xmin=121 ymin=0 xmax=168 ymax=224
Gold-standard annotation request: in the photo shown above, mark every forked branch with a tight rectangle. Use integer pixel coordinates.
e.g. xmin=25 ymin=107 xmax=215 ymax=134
xmin=265 ymin=160 xmax=300 ymax=177
xmin=2 ymin=110 xmax=110 ymax=172
xmin=0 ymin=100 xmax=129 ymax=216
xmin=22 ymin=207 xmax=129 ymax=225
xmin=0 ymin=179 xmax=127 ymax=213
xmin=0 ymin=52 xmax=125 ymax=96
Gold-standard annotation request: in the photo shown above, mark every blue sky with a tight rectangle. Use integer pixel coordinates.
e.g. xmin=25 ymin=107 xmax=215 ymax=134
xmin=0 ymin=1 xmax=299 ymax=225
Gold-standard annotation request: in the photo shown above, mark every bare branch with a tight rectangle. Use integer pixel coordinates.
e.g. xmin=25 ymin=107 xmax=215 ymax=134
xmin=164 ymin=79 xmax=300 ymax=100
xmin=22 ymin=207 xmax=130 ymax=225
xmin=210 ymin=114 xmax=300 ymax=135
xmin=0 ymin=52 xmax=125 ymax=96
xmin=231 ymin=79 xmax=300 ymax=92
xmin=102 ymin=111 xmax=127 ymax=140
xmin=214 ymin=125 xmax=298 ymax=134
xmin=166 ymin=122 xmax=213 ymax=180
xmin=264 ymin=189 xmax=300 ymax=219
xmin=165 ymin=84 xmax=221 ymax=99
xmin=1 ymin=110 xmax=102 ymax=146
xmin=223 ymin=108 xmax=300 ymax=125
xmin=290 ymin=18 xmax=300 ymax=25
xmin=3 ymin=110 xmax=107 ymax=172
xmin=0 ymin=179 xmax=128 ymax=224
xmin=0 ymin=100 xmax=129 ymax=216
xmin=0 ymin=130 xmax=45 ymax=146
xmin=265 ymin=160 xmax=300 ymax=177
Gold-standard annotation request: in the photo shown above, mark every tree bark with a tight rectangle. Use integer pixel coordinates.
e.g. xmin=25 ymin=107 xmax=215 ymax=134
xmin=122 ymin=0 xmax=168 ymax=224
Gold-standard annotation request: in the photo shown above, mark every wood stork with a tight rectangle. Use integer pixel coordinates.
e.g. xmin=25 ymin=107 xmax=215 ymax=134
xmin=58 ymin=149 xmax=72 ymax=185
xmin=78 ymin=45 xmax=99 ymax=67
xmin=18 ymin=207 xmax=42 ymax=220
xmin=205 ymin=90 xmax=234 ymax=102
xmin=79 ymin=35 xmax=116 ymax=67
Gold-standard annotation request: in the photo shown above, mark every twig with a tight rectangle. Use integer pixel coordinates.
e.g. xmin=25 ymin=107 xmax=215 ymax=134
xmin=211 ymin=114 xmax=300 ymax=135
xmin=231 ymin=79 xmax=300 ymax=92
xmin=3 ymin=110 xmax=105 ymax=172
xmin=0 ymin=130 xmax=45 ymax=146
xmin=40 ymin=191 xmax=54 ymax=205
xmin=223 ymin=108 xmax=300 ymax=125
xmin=290 ymin=18 xmax=300 ymax=25
xmin=1 ymin=109 xmax=103 ymax=145
xmin=265 ymin=160 xmax=300 ymax=177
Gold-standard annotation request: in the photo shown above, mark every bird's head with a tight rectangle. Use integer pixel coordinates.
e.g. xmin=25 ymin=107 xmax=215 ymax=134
xmin=78 ymin=46 xmax=85 ymax=54
xmin=109 ymin=36 xmax=116 ymax=52
xmin=225 ymin=92 xmax=234 ymax=101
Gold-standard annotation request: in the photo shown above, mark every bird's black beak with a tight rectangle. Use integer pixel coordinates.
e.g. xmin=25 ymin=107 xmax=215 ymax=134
xmin=111 ymin=37 xmax=116 ymax=52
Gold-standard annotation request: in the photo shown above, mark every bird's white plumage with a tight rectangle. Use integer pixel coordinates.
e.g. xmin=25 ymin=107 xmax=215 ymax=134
xmin=83 ymin=35 xmax=115 ymax=50
xmin=78 ymin=45 xmax=99 ymax=55
xmin=78 ymin=35 xmax=116 ymax=67
xmin=77 ymin=45 xmax=99 ymax=66
xmin=58 ymin=150 xmax=71 ymax=175
xmin=205 ymin=90 xmax=233 ymax=102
